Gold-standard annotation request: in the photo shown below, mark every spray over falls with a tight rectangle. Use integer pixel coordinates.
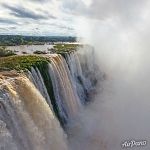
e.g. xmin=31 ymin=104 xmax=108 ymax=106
xmin=0 ymin=48 xmax=99 ymax=150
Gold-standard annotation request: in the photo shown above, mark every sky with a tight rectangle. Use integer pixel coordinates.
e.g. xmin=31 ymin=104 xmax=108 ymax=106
xmin=0 ymin=0 xmax=149 ymax=36
xmin=0 ymin=0 xmax=89 ymax=36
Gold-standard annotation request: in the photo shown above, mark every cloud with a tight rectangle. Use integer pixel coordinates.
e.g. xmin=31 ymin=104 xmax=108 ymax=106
xmin=2 ymin=3 xmax=48 ymax=20
xmin=37 ymin=9 xmax=57 ymax=19
xmin=0 ymin=18 xmax=18 ymax=25
xmin=47 ymin=22 xmax=74 ymax=31
xmin=61 ymin=0 xmax=86 ymax=15
xmin=54 ymin=24 xmax=74 ymax=30
xmin=85 ymin=0 xmax=148 ymax=22
xmin=9 ymin=26 xmax=17 ymax=30
xmin=30 ymin=0 xmax=49 ymax=3
xmin=0 ymin=0 xmax=76 ymax=35
xmin=0 ymin=27 xmax=9 ymax=31
xmin=61 ymin=0 xmax=148 ymax=25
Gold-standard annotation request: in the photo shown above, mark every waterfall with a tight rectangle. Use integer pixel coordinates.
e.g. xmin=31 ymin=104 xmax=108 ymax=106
xmin=47 ymin=54 xmax=81 ymax=124
xmin=0 ymin=49 xmax=99 ymax=150
xmin=25 ymin=52 xmax=98 ymax=125
xmin=66 ymin=52 xmax=90 ymax=103
xmin=65 ymin=49 xmax=100 ymax=104
xmin=24 ymin=54 xmax=83 ymax=125
xmin=27 ymin=67 xmax=53 ymax=109
xmin=0 ymin=75 xmax=68 ymax=150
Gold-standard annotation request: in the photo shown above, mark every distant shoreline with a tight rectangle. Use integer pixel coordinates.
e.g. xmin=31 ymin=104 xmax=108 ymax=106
xmin=0 ymin=35 xmax=77 ymax=46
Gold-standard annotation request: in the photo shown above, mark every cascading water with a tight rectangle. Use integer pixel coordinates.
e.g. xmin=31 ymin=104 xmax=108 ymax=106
xmin=0 ymin=49 xmax=99 ymax=150
xmin=47 ymin=54 xmax=82 ymax=124
xmin=0 ymin=74 xmax=68 ymax=150
xmin=66 ymin=52 xmax=88 ymax=104
xmin=66 ymin=48 xmax=101 ymax=104
xmin=27 ymin=53 xmax=97 ymax=125
xmin=27 ymin=67 xmax=53 ymax=109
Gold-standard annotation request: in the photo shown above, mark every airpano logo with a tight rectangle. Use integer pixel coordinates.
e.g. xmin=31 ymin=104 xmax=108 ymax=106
xmin=121 ymin=140 xmax=147 ymax=148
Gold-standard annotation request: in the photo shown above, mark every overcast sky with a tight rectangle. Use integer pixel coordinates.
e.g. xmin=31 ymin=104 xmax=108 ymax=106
xmin=0 ymin=0 xmax=88 ymax=36
xmin=0 ymin=0 xmax=149 ymax=36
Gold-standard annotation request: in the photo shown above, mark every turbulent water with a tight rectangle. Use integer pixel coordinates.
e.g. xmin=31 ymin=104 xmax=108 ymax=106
xmin=0 ymin=74 xmax=68 ymax=150
xmin=0 ymin=49 xmax=99 ymax=150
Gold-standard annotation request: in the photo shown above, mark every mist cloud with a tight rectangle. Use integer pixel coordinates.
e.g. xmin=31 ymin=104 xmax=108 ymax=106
xmin=68 ymin=1 xmax=150 ymax=150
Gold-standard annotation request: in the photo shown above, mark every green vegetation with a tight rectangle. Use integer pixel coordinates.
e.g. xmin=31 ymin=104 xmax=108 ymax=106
xmin=54 ymin=44 xmax=82 ymax=53
xmin=33 ymin=50 xmax=47 ymax=54
xmin=0 ymin=55 xmax=49 ymax=71
xmin=0 ymin=35 xmax=76 ymax=46
xmin=0 ymin=43 xmax=82 ymax=71
xmin=0 ymin=46 xmax=16 ymax=57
